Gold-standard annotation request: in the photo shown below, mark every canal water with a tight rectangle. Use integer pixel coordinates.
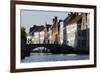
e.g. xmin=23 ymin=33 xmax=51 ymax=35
xmin=21 ymin=53 xmax=89 ymax=63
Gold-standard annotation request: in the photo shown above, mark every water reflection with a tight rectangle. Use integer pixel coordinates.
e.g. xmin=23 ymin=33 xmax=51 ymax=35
xmin=21 ymin=53 xmax=89 ymax=63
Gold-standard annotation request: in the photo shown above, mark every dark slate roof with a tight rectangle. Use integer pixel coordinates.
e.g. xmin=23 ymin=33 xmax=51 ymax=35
xmin=46 ymin=24 xmax=52 ymax=28
xmin=64 ymin=13 xmax=82 ymax=27
xmin=29 ymin=25 xmax=45 ymax=33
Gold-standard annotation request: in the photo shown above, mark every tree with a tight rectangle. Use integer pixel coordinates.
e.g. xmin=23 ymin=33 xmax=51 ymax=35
xmin=21 ymin=27 xmax=27 ymax=59
xmin=21 ymin=27 xmax=27 ymax=43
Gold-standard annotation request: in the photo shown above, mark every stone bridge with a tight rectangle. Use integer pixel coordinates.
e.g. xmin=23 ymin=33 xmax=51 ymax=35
xmin=21 ymin=44 xmax=89 ymax=59
xmin=25 ymin=44 xmax=74 ymax=54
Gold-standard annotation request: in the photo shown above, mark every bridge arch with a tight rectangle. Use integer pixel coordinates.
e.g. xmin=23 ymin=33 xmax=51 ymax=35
xmin=32 ymin=47 xmax=50 ymax=53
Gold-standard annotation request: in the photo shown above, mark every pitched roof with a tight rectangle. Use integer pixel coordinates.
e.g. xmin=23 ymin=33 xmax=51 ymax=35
xmin=29 ymin=25 xmax=45 ymax=33
xmin=64 ymin=13 xmax=82 ymax=27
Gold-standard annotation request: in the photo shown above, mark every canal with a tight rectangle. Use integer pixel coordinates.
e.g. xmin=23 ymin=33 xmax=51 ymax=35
xmin=21 ymin=53 xmax=89 ymax=63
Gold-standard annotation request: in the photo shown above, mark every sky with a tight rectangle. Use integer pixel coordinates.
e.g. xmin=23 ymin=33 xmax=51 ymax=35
xmin=20 ymin=10 xmax=69 ymax=33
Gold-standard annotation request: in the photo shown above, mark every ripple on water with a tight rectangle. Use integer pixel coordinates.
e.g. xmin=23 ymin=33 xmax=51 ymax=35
xmin=21 ymin=53 xmax=89 ymax=63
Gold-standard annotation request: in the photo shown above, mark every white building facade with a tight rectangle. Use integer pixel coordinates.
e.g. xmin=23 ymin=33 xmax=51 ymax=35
xmin=64 ymin=23 xmax=77 ymax=47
